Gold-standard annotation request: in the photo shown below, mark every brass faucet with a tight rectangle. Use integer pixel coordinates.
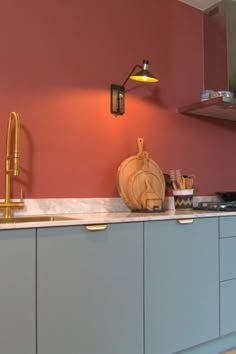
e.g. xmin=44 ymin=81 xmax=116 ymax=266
xmin=0 ymin=112 xmax=24 ymax=218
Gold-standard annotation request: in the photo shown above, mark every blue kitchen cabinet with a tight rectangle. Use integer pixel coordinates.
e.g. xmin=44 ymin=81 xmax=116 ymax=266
xmin=0 ymin=229 xmax=36 ymax=354
xmin=37 ymin=222 xmax=143 ymax=354
xmin=144 ymin=217 xmax=219 ymax=354
xmin=220 ymin=279 xmax=236 ymax=336
xmin=220 ymin=216 xmax=236 ymax=336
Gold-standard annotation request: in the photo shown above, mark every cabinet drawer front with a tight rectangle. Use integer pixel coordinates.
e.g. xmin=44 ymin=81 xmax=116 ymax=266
xmin=145 ymin=218 xmax=219 ymax=354
xmin=220 ymin=238 xmax=236 ymax=281
xmin=220 ymin=216 xmax=236 ymax=238
xmin=221 ymin=279 xmax=236 ymax=336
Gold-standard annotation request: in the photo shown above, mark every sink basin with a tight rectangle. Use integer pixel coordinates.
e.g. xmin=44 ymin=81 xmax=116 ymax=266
xmin=0 ymin=215 xmax=80 ymax=224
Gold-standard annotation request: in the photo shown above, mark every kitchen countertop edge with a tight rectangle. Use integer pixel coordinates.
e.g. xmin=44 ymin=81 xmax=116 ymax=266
xmin=0 ymin=210 xmax=235 ymax=230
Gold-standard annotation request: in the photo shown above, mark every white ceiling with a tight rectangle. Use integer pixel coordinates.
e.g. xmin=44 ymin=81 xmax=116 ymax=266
xmin=178 ymin=0 xmax=219 ymax=11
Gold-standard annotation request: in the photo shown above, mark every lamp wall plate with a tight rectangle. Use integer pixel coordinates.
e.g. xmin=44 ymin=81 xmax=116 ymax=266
xmin=110 ymin=84 xmax=125 ymax=115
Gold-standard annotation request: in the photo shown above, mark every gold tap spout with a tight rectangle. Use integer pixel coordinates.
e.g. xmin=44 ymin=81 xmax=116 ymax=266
xmin=6 ymin=112 xmax=20 ymax=177
xmin=0 ymin=112 xmax=24 ymax=218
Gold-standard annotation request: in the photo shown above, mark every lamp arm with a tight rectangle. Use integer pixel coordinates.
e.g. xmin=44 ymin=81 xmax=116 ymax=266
xmin=121 ymin=64 xmax=142 ymax=87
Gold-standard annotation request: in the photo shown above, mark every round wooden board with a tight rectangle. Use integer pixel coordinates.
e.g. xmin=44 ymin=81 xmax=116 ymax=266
xmin=116 ymin=155 xmax=144 ymax=209
xmin=116 ymin=138 xmax=145 ymax=209
xmin=116 ymin=138 xmax=165 ymax=210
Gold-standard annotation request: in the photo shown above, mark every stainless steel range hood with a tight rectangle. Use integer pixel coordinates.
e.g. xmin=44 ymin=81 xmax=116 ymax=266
xmin=204 ymin=0 xmax=236 ymax=95
xmin=180 ymin=0 xmax=236 ymax=121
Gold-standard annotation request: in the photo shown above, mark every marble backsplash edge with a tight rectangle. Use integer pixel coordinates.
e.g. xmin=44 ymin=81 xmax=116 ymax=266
xmin=0 ymin=196 xmax=219 ymax=216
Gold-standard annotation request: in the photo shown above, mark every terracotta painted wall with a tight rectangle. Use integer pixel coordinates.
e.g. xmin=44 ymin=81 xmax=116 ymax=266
xmin=0 ymin=0 xmax=235 ymax=199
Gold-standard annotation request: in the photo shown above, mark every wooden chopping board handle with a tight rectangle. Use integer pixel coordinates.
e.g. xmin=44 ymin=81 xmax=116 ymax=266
xmin=137 ymin=138 xmax=144 ymax=154
xmin=136 ymin=138 xmax=144 ymax=160
xmin=137 ymin=137 xmax=149 ymax=163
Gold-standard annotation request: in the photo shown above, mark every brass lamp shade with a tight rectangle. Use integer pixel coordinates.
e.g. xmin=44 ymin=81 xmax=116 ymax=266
xmin=130 ymin=60 xmax=159 ymax=83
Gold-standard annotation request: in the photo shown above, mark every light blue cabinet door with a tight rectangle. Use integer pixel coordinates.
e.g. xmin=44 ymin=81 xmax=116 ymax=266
xmin=37 ymin=222 xmax=143 ymax=354
xmin=221 ymin=279 xmax=236 ymax=336
xmin=0 ymin=229 xmax=36 ymax=354
xmin=220 ymin=237 xmax=236 ymax=281
xmin=220 ymin=216 xmax=236 ymax=238
xmin=219 ymin=216 xmax=236 ymax=336
xmin=144 ymin=218 xmax=219 ymax=354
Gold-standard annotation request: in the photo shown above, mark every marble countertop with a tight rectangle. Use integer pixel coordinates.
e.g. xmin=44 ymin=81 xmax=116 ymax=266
xmin=0 ymin=197 xmax=234 ymax=230
xmin=1 ymin=209 xmax=236 ymax=230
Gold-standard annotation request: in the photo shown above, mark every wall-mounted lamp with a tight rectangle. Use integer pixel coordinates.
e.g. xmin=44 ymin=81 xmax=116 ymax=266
xmin=110 ymin=59 xmax=159 ymax=115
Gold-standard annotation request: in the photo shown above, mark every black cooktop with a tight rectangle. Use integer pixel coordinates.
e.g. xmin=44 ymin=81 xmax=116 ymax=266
xmin=195 ymin=201 xmax=236 ymax=211
xmin=194 ymin=191 xmax=236 ymax=211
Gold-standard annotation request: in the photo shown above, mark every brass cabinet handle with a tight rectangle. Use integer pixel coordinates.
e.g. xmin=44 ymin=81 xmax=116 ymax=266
xmin=85 ymin=224 xmax=108 ymax=231
xmin=176 ymin=219 xmax=193 ymax=224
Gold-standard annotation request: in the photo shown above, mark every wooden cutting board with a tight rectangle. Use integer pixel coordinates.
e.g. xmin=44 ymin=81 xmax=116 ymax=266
xmin=127 ymin=155 xmax=165 ymax=210
xmin=117 ymin=138 xmax=165 ymax=210
xmin=116 ymin=138 xmax=145 ymax=209
xmin=140 ymin=179 xmax=163 ymax=211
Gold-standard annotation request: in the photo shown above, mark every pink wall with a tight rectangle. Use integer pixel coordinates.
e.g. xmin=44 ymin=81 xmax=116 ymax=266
xmin=0 ymin=0 xmax=235 ymax=199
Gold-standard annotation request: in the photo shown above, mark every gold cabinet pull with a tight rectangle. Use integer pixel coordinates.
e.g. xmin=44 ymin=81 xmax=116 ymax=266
xmin=85 ymin=224 xmax=108 ymax=231
xmin=176 ymin=219 xmax=193 ymax=224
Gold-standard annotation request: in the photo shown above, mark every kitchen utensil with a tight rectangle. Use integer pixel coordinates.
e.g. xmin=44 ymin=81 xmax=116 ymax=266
xmin=175 ymin=169 xmax=185 ymax=189
xmin=170 ymin=169 xmax=185 ymax=189
xmin=117 ymin=138 xmax=165 ymax=210
xmin=185 ymin=176 xmax=194 ymax=189
xmin=140 ymin=178 xmax=163 ymax=211
xmin=169 ymin=170 xmax=178 ymax=190
xmin=126 ymin=144 xmax=165 ymax=210
xmin=126 ymin=151 xmax=152 ymax=209
xmin=116 ymin=138 xmax=145 ymax=209
xmin=127 ymin=152 xmax=165 ymax=210
xmin=169 ymin=169 xmax=195 ymax=190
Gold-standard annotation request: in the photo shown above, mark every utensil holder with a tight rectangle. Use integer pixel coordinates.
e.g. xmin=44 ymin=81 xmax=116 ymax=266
xmin=173 ymin=189 xmax=194 ymax=210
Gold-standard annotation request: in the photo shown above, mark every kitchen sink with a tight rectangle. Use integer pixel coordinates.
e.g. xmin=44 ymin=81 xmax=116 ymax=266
xmin=0 ymin=215 xmax=80 ymax=224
